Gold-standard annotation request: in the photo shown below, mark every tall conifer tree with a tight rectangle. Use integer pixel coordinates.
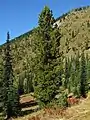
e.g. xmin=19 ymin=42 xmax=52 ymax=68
xmin=64 ymin=57 xmax=70 ymax=89
xmin=80 ymin=51 xmax=88 ymax=97
xmin=3 ymin=32 xmax=20 ymax=119
xmin=0 ymin=59 xmax=3 ymax=111
xmin=33 ymin=6 xmax=61 ymax=107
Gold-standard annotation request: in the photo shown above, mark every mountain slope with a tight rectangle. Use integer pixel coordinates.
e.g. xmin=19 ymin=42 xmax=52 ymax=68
xmin=58 ymin=6 xmax=90 ymax=57
xmin=0 ymin=6 xmax=90 ymax=77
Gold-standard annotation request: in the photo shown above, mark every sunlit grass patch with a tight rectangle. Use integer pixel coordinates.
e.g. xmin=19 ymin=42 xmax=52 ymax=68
xmin=87 ymin=91 xmax=90 ymax=98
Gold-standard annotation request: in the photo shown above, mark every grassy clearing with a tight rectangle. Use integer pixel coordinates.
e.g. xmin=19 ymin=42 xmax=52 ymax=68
xmin=1 ymin=92 xmax=90 ymax=120
xmin=13 ymin=91 xmax=90 ymax=120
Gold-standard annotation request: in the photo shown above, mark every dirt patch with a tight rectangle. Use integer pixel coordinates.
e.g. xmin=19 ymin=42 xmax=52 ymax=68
xmin=20 ymin=94 xmax=35 ymax=104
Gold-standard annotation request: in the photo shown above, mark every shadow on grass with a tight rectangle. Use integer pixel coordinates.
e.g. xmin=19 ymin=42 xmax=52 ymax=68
xmin=20 ymin=100 xmax=37 ymax=108
xmin=20 ymin=107 xmax=40 ymax=117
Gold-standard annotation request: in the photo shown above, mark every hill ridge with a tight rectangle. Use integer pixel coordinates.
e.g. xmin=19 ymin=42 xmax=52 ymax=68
xmin=1 ymin=6 xmax=90 ymax=46
xmin=0 ymin=5 xmax=90 ymax=79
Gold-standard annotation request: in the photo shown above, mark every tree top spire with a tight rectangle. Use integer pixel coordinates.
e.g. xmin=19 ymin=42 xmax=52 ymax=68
xmin=7 ymin=31 xmax=10 ymax=41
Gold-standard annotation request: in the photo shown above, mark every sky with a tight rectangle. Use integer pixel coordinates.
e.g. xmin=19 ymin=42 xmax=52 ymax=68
xmin=0 ymin=0 xmax=90 ymax=45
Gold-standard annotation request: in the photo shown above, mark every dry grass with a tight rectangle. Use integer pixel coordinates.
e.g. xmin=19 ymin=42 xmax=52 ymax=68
xmin=14 ymin=92 xmax=90 ymax=120
xmin=20 ymin=93 xmax=35 ymax=104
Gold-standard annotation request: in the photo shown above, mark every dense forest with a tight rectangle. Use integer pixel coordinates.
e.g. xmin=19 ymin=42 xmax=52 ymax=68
xmin=0 ymin=5 xmax=90 ymax=119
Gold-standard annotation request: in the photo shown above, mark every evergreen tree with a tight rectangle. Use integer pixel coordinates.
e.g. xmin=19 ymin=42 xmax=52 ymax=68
xmin=0 ymin=59 xmax=3 ymax=111
xmin=18 ymin=70 xmax=34 ymax=94
xmin=2 ymin=32 xmax=21 ymax=119
xmin=80 ymin=51 xmax=88 ymax=97
xmin=64 ymin=57 xmax=70 ymax=89
xmin=86 ymin=53 xmax=90 ymax=86
xmin=87 ymin=60 xmax=90 ymax=89
xmin=26 ymin=71 xmax=34 ymax=93
xmin=68 ymin=57 xmax=75 ymax=93
xmin=74 ymin=51 xmax=81 ymax=97
xmin=33 ymin=6 xmax=61 ymax=107
xmin=18 ymin=75 xmax=24 ymax=95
